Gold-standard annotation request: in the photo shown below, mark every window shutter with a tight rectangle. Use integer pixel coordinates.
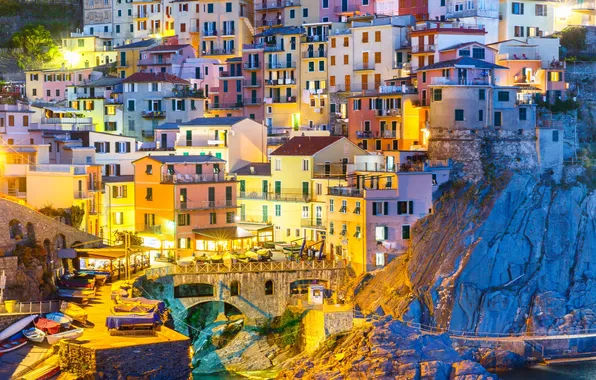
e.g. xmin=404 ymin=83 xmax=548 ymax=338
xmin=181 ymin=99 xmax=186 ymax=111
xmin=115 ymin=143 xmax=120 ymax=153
xmin=126 ymin=142 xmax=131 ymax=152
xmin=186 ymin=214 xmax=190 ymax=225
xmin=112 ymin=186 xmax=117 ymax=198
xmin=372 ymin=202 xmax=377 ymax=215
xmin=94 ymin=142 xmax=100 ymax=152
xmin=172 ymin=99 xmax=176 ymax=110
xmin=397 ymin=202 xmax=403 ymax=215
xmin=384 ymin=226 xmax=389 ymax=240
xmin=409 ymin=201 xmax=414 ymax=215
xmin=186 ymin=237 xmax=191 ymax=248
xmin=116 ymin=165 xmax=121 ymax=176
xmin=123 ymin=185 xmax=128 ymax=198
xmin=383 ymin=201 xmax=388 ymax=215
xmin=105 ymin=164 xmax=110 ymax=176
xmin=105 ymin=142 xmax=110 ymax=153
xmin=148 ymin=83 xmax=152 ymax=92
xmin=158 ymin=83 xmax=162 ymax=91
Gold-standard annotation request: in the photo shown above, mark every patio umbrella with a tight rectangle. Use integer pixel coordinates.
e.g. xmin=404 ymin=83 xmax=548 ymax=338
xmin=318 ymin=240 xmax=325 ymax=260
xmin=299 ymin=238 xmax=306 ymax=258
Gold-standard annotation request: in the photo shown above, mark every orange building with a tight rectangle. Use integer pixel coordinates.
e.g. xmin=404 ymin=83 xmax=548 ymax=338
xmin=133 ymin=155 xmax=253 ymax=259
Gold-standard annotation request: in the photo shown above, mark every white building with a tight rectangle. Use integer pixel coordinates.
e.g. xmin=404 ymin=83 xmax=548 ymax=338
xmin=498 ymin=0 xmax=555 ymax=41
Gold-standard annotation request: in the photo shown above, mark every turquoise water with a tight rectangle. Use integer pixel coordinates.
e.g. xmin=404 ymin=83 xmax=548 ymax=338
xmin=194 ymin=374 xmax=246 ymax=379
xmin=499 ymin=362 xmax=596 ymax=379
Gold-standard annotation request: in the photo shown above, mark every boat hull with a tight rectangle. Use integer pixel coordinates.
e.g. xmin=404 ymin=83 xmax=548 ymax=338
xmin=0 ymin=336 xmax=27 ymax=353
xmin=46 ymin=328 xmax=84 ymax=345
xmin=0 ymin=315 xmax=37 ymax=342
xmin=23 ymin=327 xmax=46 ymax=343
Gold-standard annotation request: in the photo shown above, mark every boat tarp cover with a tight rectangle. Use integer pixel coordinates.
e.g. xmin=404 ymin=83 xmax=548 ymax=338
xmin=35 ymin=318 xmax=61 ymax=335
xmin=105 ymin=312 xmax=160 ymax=329
xmin=119 ymin=297 xmax=166 ymax=314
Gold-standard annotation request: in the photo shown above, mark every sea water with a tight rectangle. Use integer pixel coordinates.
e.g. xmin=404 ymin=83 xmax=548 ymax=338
xmin=498 ymin=362 xmax=596 ymax=379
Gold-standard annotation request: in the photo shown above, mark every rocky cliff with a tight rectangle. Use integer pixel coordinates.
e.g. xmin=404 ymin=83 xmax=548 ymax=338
xmin=353 ymin=171 xmax=596 ymax=335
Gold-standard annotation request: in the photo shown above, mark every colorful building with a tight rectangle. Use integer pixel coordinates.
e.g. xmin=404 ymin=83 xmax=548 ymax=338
xmin=114 ymin=39 xmax=158 ymax=79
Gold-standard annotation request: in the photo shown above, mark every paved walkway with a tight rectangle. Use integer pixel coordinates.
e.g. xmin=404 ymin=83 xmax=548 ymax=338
xmin=0 ymin=344 xmax=53 ymax=379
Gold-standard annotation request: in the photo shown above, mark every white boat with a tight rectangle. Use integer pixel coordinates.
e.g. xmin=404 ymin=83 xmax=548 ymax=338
xmin=0 ymin=314 xmax=37 ymax=342
xmin=45 ymin=312 xmax=74 ymax=328
xmin=23 ymin=327 xmax=46 ymax=343
xmin=46 ymin=328 xmax=84 ymax=345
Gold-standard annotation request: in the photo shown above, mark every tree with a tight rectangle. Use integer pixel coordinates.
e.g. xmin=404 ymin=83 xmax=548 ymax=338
xmin=10 ymin=24 xmax=61 ymax=70
xmin=113 ymin=230 xmax=144 ymax=246
xmin=69 ymin=205 xmax=85 ymax=229
xmin=559 ymin=26 xmax=587 ymax=56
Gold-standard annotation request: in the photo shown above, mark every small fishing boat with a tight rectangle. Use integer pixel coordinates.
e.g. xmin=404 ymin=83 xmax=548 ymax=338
xmin=23 ymin=327 xmax=46 ymax=343
xmin=45 ymin=312 xmax=73 ymax=329
xmin=46 ymin=328 xmax=84 ymax=345
xmin=58 ymin=287 xmax=96 ymax=298
xmin=60 ymin=302 xmax=88 ymax=325
xmin=59 ymin=274 xmax=95 ymax=289
xmin=0 ymin=314 xmax=37 ymax=342
xmin=0 ymin=333 xmax=27 ymax=353
xmin=78 ymin=270 xmax=110 ymax=285
xmin=35 ymin=318 xmax=61 ymax=335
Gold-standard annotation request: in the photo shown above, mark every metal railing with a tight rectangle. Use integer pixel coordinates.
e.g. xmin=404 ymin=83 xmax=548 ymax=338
xmin=328 ymin=187 xmax=363 ymax=197
xmin=143 ymin=225 xmax=161 ymax=234
xmin=375 ymin=109 xmax=402 ymax=117
xmin=353 ymin=62 xmax=375 ymax=71
xmin=302 ymin=50 xmax=327 ymax=59
xmin=301 ymin=35 xmax=328 ymax=43
xmin=203 ymin=48 xmax=235 ymax=56
xmin=256 ymin=19 xmax=283 ymax=27
xmin=266 ymin=61 xmax=296 ymax=69
xmin=28 ymin=164 xmax=86 ymax=174
xmin=177 ymin=200 xmax=236 ymax=211
xmin=301 ymin=218 xmax=325 ymax=228
xmin=222 ymin=29 xmax=235 ymax=36
xmin=430 ymin=77 xmax=492 ymax=86
xmin=0 ymin=300 xmax=60 ymax=315
xmin=255 ymin=0 xmax=300 ymax=10
xmin=265 ymin=78 xmax=296 ymax=85
xmin=141 ymin=110 xmax=166 ymax=118
xmin=161 ymin=173 xmax=231 ymax=183
xmin=243 ymin=62 xmax=261 ymax=69
xmin=270 ymin=96 xmax=297 ymax=103
xmin=202 ymin=29 xmax=218 ymax=36
xmin=243 ymin=79 xmax=262 ymax=87
xmin=209 ymin=102 xmax=244 ymax=109
xmin=244 ymin=98 xmax=263 ymax=105
xmin=239 ymin=190 xmax=311 ymax=202
xmin=411 ymin=44 xmax=436 ymax=53
xmin=146 ymin=260 xmax=344 ymax=278
xmin=42 ymin=117 xmax=93 ymax=124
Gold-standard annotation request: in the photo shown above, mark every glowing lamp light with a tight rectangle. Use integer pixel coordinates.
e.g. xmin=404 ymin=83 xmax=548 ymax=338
xmin=64 ymin=51 xmax=81 ymax=68
xmin=557 ymin=6 xmax=572 ymax=20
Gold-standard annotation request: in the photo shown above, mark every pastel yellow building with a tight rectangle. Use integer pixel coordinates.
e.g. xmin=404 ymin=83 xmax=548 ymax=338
xmin=102 ymin=175 xmax=136 ymax=243
xmin=61 ymin=35 xmax=117 ymax=69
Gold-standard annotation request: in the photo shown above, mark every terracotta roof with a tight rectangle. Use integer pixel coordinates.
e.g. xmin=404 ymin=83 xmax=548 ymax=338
xmin=122 ymin=72 xmax=190 ymax=85
xmin=143 ymin=44 xmax=191 ymax=52
xmin=270 ymin=136 xmax=343 ymax=156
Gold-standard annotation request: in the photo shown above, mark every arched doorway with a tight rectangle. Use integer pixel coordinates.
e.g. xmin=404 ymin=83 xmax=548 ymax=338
xmin=8 ymin=219 xmax=23 ymax=239
xmin=25 ymin=222 xmax=35 ymax=241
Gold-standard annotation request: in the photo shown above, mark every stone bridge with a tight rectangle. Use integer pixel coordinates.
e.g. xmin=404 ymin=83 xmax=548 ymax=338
xmin=142 ymin=261 xmax=346 ymax=322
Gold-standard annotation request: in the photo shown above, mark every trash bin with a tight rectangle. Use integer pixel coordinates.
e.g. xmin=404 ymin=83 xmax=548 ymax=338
xmin=4 ymin=300 xmax=16 ymax=313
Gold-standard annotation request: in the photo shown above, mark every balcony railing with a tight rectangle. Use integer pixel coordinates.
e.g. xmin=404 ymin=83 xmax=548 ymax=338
xmin=375 ymin=108 xmax=402 ymax=117
xmin=328 ymin=187 xmax=363 ymax=197
xmin=255 ymin=0 xmax=300 ymax=10
xmin=41 ymin=117 xmax=93 ymax=124
xmin=239 ymin=190 xmax=311 ymax=202
xmin=244 ymin=98 xmax=263 ymax=105
xmin=178 ymin=200 xmax=236 ymax=211
xmin=203 ymin=48 xmax=235 ymax=56
xmin=302 ymin=50 xmax=327 ymax=59
xmin=301 ymin=35 xmax=328 ymax=43
xmin=143 ymin=225 xmax=162 ymax=234
xmin=256 ymin=19 xmax=283 ymax=27
xmin=222 ymin=29 xmax=235 ymax=36
xmin=202 ymin=29 xmax=218 ymax=36
xmin=29 ymin=164 xmax=86 ymax=175
xmin=117 ymin=60 xmax=131 ymax=67
xmin=209 ymin=102 xmax=243 ymax=109
xmin=430 ymin=76 xmax=492 ymax=86
xmin=141 ymin=110 xmax=166 ymax=118
xmin=355 ymin=129 xmax=398 ymax=138
xmin=74 ymin=191 xmax=88 ymax=199
xmin=161 ymin=173 xmax=232 ymax=183
xmin=353 ymin=62 xmax=376 ymax=71
xmin=243 ymin=79 xmax=262 ymax=87
xmin=265 ymin=78 xmax=296 ymax=85
xmin=219 ymin=71 xmax=243 ymax=78
xmin=411 ymin=44 xmax=436 ymax=53
xmin=243 ymin=62 xmax=261 ymax=69
xmin=301 ymin=218 xmax=325 ymax=229
xmin=270 ymin=96 xmax=297 ymax=103
xmin=333 ymin=5 xmax=360 ymax=12
xmin=266 ymin=61 xmax=296 ymax=69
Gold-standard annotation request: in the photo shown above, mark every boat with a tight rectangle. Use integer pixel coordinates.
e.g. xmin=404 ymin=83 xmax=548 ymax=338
xmin=0 ymin=314 xmax=37 ymax=342
xmin=23 ymin=327 xmax=46 ymax=343
xmin=57 ymin=292 xmax=89 ymax=306
xmin=60 ymin=302 xmax=88 ymax=325
xmin=58 ymin=287 xmax=96 ymax=298
xmin=117 ymin=297 xmax=166 ymax=315
xmin=46 ymin=328 xmax=84 ymax=345
xmin=59 ymin=274 xmax=95 ymax=289
xmin=78 ymin=270 xmax=110 ymax=285
xmin=35 ymin=318 xmax=61 ymax=335
xmin=45 ymin=312 xmax=73 ymax=329
xmin=0 ymin=333 xmax=27 ymax=353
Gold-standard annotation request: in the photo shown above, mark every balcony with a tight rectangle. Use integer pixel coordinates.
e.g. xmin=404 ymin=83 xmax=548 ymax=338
xmin=243 ymin=79 xmax=262 ymax=87
xmin=497 ymin=52 xmax=541 ymax=61
xmin=333 ymin=5 xmax=359 ymax=12
xmin=202 ymin=29 xmax=218 ymax=37
xmin=256 ymin=19 xmax=283 ymax=28
xmin=244 ymin=98 xmax=263 ymax=105
xmin=270 ymin=96 xmax=297 ymax=103
xmin=73 ymin=190 xmax=89 ymax=199
xmin=328 ymin=186 xmax=363 ymax=197
xmin=138 ymin=57 xmax=175 ymax=66
xmin=255 ymin=0 xmax=300 ymax=10
xmin=117 ymin=60 xmax=130 ymax=68
xmin=219 ymin=71 xmax=243 ymax=78
xmin=41 ymin=117 xmax=93 ymax=125
xmin=375 ymin=108 xmax=402 ymax=117
xmin=412 ymin=22 xmax=485 ymax=32
xmin=301 ymin=218 xmax=325 ymax=229
xmin=143 ymin=225 xmax=162 ymax=234
xmin=301 ymin=35 xmax=328 ymax=43
xmin=265 ymin=78 xmax=296 ymax=86
xmin=161 ymin=173 xmax=234 ymax=184
xmin=411 ymin=44 xmax=436 ymax=53
xmin=353 ymin=62 xmax=375 ymax=71
xmin=266 ymin=61 xmax=296 ymax=69
xmin=209 ymin=102 xmax=243 ymax=110
xmin=177 ymin=200 xmax=236 ymax=211
xmin=430 ymin=76 xmax=492 ymax=86
xmin=133 ymin=12 xmax=148 ymax=18
xmin=203 ymin=48 xmax=235 ymax=56
xmin=239 ymin=190 xmax=311 ymax=202
xmin=141 ymin=110 xmax=166 ymax=118
xmin=355 ymin=129 xmax=398 ymax=138
xmin=313 ymin=163 xmax=348 ymax=179
xmin=29 ymin=164 xmax=87 ymax=175
xmin=243 ymin=61 xmax=261 ymax=70
xmin=302 ymin=50 xmax=327 ymax=59
xmin=88 ymin=181 xmax=101 ymax=191
xmin=222 ymin=29 xmax=235 ymax=36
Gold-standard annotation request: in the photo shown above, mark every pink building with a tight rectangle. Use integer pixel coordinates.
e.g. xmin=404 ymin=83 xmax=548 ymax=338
xmin=25 ymin=67 xmax=96 ymax=103
xmin=139 ymin=44 xmax=197 ymax=73
xmin=241 ymin=44 xmax=265 ymax=122
xmin=320 ymin=0 xmax=375 ymax=22
xmin=207 ymin=57 xmax=244 ymax=117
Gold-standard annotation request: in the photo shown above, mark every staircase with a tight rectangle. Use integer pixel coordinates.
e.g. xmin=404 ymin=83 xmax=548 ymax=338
xmin=241 ymin=16 xmax=255 ymax=37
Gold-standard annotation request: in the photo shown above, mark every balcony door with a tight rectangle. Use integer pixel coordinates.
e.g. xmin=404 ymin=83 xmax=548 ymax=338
xmin=341 ymin=0 xmax=348 ymax=11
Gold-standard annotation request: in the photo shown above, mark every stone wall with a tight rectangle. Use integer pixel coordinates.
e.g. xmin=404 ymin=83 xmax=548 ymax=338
xmin=60 ymin=338 xmax=191 ymax=379
xmin=301 ymin=309 xmax=353 ymax=354
xmin=0 ymin=314 xmax=29 ymax=332
xmin=0 ymin=256 xmax=18 ymax=285
xmin=429 ymin=128 xmax=538 ymax=180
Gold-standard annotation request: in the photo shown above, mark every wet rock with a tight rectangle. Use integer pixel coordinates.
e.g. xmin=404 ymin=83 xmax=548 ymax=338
xmin=479 ymin=350 xmax=526 ymax=371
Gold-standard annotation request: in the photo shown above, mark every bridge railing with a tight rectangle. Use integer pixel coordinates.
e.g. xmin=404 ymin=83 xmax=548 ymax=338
xmin=0 ymin=300 xmax=61 ymax=315
xmin=146 ymin=260 xmax=345 ymax=279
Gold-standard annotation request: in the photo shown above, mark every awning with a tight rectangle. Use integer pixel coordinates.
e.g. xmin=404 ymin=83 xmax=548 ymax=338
xmin=74 ymin=245 xmax=152 ymax=260
xmin=58 ymin=248 xmax=77 ymax=259
xmin=237 ymin=223 xmax=274 ymax=232
xmin=45 ymin=106 xmax=79 ymax=113
xmin=193 ymin=226 xmax=255 ymax=240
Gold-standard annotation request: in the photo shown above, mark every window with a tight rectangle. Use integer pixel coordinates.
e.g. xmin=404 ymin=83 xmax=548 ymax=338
xmin=115 ymin=141 xmax=131 ymax=153
xmin=422 ymin=72 xmax=426 ymax=83
xmin=362 ymin=32 xmax=368 ymax=43
xmin=374 ymin=52 xmax=381 ymax=64
xmin=354 ymin=225 xmax=362 ymax=238
xmin=372 ymin=201 xmax=388 ymax=215
xmin=303 ymin=8 xmax=308 ymax=17
xmin=511 ymin=2 xmax=524 ymax=14
xmin=112 ymin=185 xmax=127 ymax=198
xmin=479 ymin=109 xmax=484 ymax=121
xmin=209 ymin=212 xmax=217 ymax=224
xmin=340 ymin=224 xmax=347 ymax=236
xmin=230 ymin=281 xmax=240 ymax=296
xmin=308 ymin=62 xmax=315 ymax=72
xmin=226 ymin=2 xmax=232 ymax=11
xmin=472 ymin=48 xmax=485 ymax=59
xmin=343 ymin=37 xmax=349 ymax=47
xmin=290 ymin=9 xmax=295 ymax=18
xmin=455 ymin=109 xmax=464 ymax=121
xmin=114 ymin=212 xmax=124 ymax=225
xmin=552 ymin=130 xmax=559 ymax=142
xmin=323 ymin=0 xmax=329 ymax=7
xmin=146 ymin=188 xmax=153 ymax=201
xmin=402 ymin=225 xmax=411 ymax=240
xmin=397 ymin=201 xmax=414 ymax=215
xmin=340 ymin=200 xmax=347 ymax=213
xmin=265 ymin=280 xmax=274 ymax=295
xmin=178 ymin=213 xmax=190 ymax=226
xmin=207 ymin=3 xmax=213 ymax=12
xmin=535 ymin=4 xmax=547 ymax=16
xmin=302 ymin=206 xmax=309 ymax=218
xmin=274 ymin=158 xmax=282 ymax=171
xmin=353 ymin=99 xmax=361 ymax=110
xmin=479 ymin=89 xmax=486 ymax=100
xmin=329 ymin=199 xmax=334 ymax=212
xmin=329 ymin=222 xmax=334 ymax=235
xmin=376 ymin=252 xmax=385 ymax=267
xmin=458 ymin=49 xmax=470 ymax=57
xmin=127 ymin=99 xmax=135 ymax=111
xmin=145 ymin=164 xmax=153 ymax=175
xmin=375 ymin=226 xmax=387 ymax=241
xmin=319 ymin=61 xmax=325 ymax=71
xmin=343 ymin=55 xmax=349 ymax=65
xmin=144 ymin=213 xmax=155 ymax=227
xmin=226 ymin=212 xmax=235 ymax=223
xmin=519 ymin=107 xmax=527 ymax=121
xmin=375 ymin=31 xmax=381 ymax=42
xmin=433 ymin=89 xmax=442 ymax=101
xmin=494 ymin=111 xmax=502 ymax=127
xmin=331 ymin=38 xmax=336 ymax=48
xmin=330 ymin=56 xmax=336 ymax=66
xmin=549 ymin=72 xmax=562 ymax=82
xmin=497 ymin=91 xmax=510 ymax=102
xmin=514 ymin=26 xmax=524 ymax=37
xmin=275 ymin=204 xmax=281 ymax=217
xmin=302 ymin=159 xmax=309 ymax=171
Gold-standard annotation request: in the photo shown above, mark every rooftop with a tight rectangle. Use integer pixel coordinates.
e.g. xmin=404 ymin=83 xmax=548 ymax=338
xmin=122 ymin=72 xmax=190 ymax=85
xmin=418 ymin=57 xmax=508 ymax=71
xmin=76 ymin=77 xmax=123 ymax=87
xmin=103 ymin=175 xmax=135 ymax=183
xmin=233 ymin=162 xmax=271 ymax=176
xmin=270 ymin=136 xmax=343 ymax=156
xmin=180 ymin=117 xmax=247 ymax=126
xmin=114 ymin=39 xmax=156 ymax=50
xmin=155 ymin=122 xmax=180 ymax=130
xmin=137 ymin=154 xmax=225 ymax=164
xmin=439 ymin=42 xmax=497 ymax=52
xmin=143 ymin=44 xmax=192 ymax=53
xmin=255 ymin=26 xmax=303 ymax=38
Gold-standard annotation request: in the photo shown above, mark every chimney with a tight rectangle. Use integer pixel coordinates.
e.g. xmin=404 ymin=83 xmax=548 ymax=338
xmin=250 ymin=166 xmax=255 ymax=174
